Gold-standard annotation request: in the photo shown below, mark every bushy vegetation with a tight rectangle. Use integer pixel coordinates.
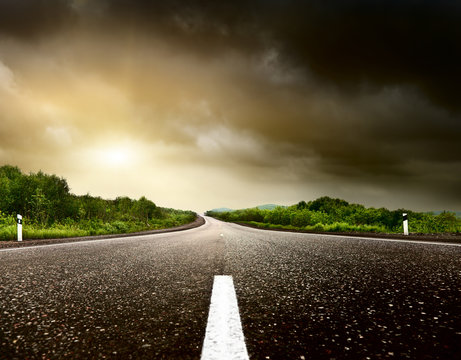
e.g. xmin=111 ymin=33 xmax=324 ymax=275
xmin=0 ymin=165 xmax=196 ymax=240
xmin=206 ymin=197 xmax=460 ymax=234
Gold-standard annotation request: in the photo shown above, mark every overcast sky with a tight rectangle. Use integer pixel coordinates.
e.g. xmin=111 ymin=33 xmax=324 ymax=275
xmin=0 ymin=0 xmax=460 ymax=212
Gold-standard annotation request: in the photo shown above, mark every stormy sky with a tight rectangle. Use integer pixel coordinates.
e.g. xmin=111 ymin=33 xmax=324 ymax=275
xmin=0 ymin=0 xmax=460 ymax=212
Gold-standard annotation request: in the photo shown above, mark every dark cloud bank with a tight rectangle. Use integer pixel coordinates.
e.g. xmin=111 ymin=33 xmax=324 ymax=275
xmin=0 ymin=0 xmax=460 ymax=210
xmin=2 ymin=0 xmax=460 ymax=105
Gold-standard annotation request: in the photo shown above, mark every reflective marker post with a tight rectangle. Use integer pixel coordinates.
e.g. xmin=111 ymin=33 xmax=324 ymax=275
xmin=17 ymin=214 xmax=22 ymax=242
xmin=403 ymin=213 xmax=409 ymax=236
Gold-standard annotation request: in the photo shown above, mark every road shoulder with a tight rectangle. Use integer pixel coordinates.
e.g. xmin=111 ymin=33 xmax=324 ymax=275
xmin=230 ymin=220 xmax=461 ymax=245
xmin=0 ymin=216 xmax=205 ymax=249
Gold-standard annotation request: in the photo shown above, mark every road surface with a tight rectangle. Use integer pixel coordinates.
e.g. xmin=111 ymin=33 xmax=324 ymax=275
xmin=1 ymin=217 xmax=460 ymax=359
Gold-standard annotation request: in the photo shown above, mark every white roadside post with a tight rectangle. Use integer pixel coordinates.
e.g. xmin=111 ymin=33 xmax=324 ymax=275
xmin=403 ymin=213 xmax=409 ymax=236
xmin=17 ymin=214 xmax=23 ymax=242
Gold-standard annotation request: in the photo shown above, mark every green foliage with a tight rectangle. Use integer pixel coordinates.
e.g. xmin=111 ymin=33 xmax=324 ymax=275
xmin=207 ymin=196 xmax=461 ymax=234
xmin=296 ymin=201 xmax=307 ymax=210
xmin=408 ymin=211 xmax=459 ymax=233
xmin=0 ymin=165 xmax=196 ymax=240
xmin=308 ymin=196 xmax=349 ymax=213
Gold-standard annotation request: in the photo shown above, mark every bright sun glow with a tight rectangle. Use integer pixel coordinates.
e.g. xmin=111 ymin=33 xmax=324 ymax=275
xmin=98 ymin=147 xmax=134 ymax=167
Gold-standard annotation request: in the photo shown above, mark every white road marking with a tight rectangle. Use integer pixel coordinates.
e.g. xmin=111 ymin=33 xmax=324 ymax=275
xmin=201 ymin=275 xmax=249 ymax=360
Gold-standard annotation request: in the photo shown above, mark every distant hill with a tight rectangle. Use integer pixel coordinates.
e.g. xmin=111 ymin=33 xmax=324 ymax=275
xmin=431 ymin=211 xmax=461 ymax=218
xmin=208 ymin=204 xmax=285 ymax=213
xmin=208 ymin=207 xmax=234 ymax=213
xmin=256 ymin=204 xmax=284 ymax=210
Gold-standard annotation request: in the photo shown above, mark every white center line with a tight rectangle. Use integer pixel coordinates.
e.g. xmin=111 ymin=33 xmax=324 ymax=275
xmin=201 ymin=275 xmax=249 ymax=360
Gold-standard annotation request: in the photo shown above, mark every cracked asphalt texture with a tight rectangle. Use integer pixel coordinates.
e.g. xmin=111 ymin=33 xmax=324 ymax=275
xmin=1 ymin=217 xmax=460 ymax=359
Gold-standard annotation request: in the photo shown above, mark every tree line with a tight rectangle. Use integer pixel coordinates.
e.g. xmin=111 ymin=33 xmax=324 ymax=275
xmin=206 ymin=196 xmax=460 ymax=234
xmin=0 ymin=165 xmax=195 ymax=234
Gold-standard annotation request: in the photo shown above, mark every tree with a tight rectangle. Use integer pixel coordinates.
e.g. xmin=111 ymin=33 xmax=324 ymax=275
xmin=28 ymin=171 xmax=72 ymax=221
xmin=115 ymin=197 xmax=134 ymax=220
xmin=29 ymin=188 xmax=50 ymax=225
xmin=133 ymin=197 xmax=157 ymax=224
xmin=0 ymin=165 xmax=25 ymax=215
xmin=308 ymin=196 xmax=349 ymax=213
xmin=296 ymin=200 xmax=307 ymax=210
xmin=435 ymin=212 xmax=458 ymax=233
xmin=0 ymin=165 xmax=22 ymax=179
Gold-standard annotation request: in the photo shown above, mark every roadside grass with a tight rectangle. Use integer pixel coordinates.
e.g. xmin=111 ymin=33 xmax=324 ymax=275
xmin=241 ymin=221 xmax=387 ymax=233
xmin=0 ymin=214 xmax=196 ymax=241
xmin=0 ymin=225 xmax=16 ymax=241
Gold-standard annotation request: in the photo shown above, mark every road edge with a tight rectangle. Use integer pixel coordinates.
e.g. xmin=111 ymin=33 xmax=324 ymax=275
xmin=0 ymin=215 xmax=206 ymax=249
xmin=227 ymin=220 xmax=461 ymax=245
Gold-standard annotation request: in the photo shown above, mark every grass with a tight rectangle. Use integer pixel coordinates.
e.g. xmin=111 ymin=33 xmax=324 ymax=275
xmin=0 ymin=214 xmax=196 ymax=241
xmin=241 ymin=221 xmax=387 ymax=233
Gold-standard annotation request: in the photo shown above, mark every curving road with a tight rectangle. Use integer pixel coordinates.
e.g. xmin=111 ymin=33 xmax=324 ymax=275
xmin=1 ymin=217 xmax=460 ymax=359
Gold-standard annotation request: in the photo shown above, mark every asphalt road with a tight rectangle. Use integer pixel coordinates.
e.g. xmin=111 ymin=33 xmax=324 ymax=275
xmin=1 ymin=217 xmax=460 ymax=359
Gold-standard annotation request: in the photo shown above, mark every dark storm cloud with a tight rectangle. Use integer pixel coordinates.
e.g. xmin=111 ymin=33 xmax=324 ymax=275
xmin=2 ymin=0 xmax=460 ymax=110
xmin=263 ymin=0 xmax=461 ymax=112
xmin=0 ymin=0 xmax=76 ymax=39
xmin=88 ymin=0 xmax=461 ymax=111
xmin=95 ymin=0 xmax=265 ymax=58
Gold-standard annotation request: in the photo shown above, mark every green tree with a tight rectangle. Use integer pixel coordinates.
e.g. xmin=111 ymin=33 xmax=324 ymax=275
xmin=435 ymin=212 xmax=459 ymax=233
xmin=28 ymin=171 xmax=72 ymax=221
xmin=133 ymin=196 xmax=157 ymax=224
xmin=29 ymin=188 xmax=50 ymax=225
xmin=308 ymin=196 xmax=349 ymax=213
xmin=115 ymin=197 xmax=135 ymax=220
xmin=0 ymin=165 xmax=25 ymax=215
xmin=296 ymin=201 xmax=308 ymax=210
